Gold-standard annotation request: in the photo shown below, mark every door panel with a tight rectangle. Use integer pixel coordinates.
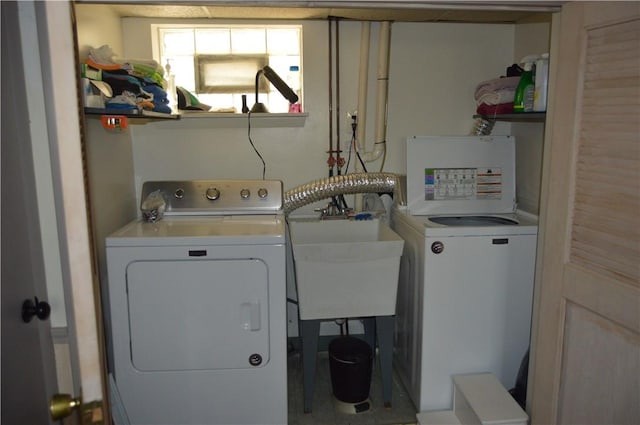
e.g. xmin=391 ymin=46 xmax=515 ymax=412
xmin=1 ymin=1 xmax=57 ymax=423
xmin=2 ymin=1 xmax=106 ymax=423
xmin=37 ymin=0 xmax=107 ymax=412
xmin=530 ymin=2 xmax=640 ymax=424
xmin=558 ymin=304 xmax=639 ymax=424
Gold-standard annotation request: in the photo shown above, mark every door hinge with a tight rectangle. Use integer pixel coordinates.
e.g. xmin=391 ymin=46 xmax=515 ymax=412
xmin=82 ymin=400 xmax=104 ymax=425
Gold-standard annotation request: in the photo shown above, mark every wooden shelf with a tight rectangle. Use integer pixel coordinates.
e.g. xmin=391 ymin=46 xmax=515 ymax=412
xmin=155 ymin=112 xmax=308 ymax=128
xmin=84 ymin=107 xmax=179 ymax=120
xmin=474 ymin=113 xmax=546 ymax=122
xmin=84 ymin=108 xmax=307 ymax=128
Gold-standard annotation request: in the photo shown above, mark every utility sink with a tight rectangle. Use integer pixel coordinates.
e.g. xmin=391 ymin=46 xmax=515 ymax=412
xmin=289 ymin=218 xmax=404 ymax=320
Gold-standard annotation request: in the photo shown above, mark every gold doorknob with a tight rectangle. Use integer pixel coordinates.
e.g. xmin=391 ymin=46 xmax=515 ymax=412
xmin=50 ymin=393 xmax=82 ymax=420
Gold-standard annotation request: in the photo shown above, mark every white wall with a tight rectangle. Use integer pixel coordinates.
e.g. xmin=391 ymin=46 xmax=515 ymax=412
xmin=385 ymin=22 xmax=516 ymax=170
xmin=74 ymin=12 xmax=549 ymax=215
xmin=75 ymin=4 xmax=124 ymax=60
xmin=114 ymin=18 xmax=516 ymax=214
xmin=513 ymin=22 xmax=552 ymax=214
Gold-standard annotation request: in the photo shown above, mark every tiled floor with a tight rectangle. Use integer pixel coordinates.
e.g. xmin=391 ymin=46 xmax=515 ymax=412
xmin=287 ymin=350 xmax=418 ymax=425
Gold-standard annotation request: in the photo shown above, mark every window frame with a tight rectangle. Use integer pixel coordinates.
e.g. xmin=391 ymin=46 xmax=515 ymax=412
xmin=153 ymin=23 xmax=302 ymax=113
xmin=194 ymin=54 xmax=269 ymax=94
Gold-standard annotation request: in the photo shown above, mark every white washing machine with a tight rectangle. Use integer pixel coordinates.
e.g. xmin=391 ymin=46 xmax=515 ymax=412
xmin=105 ymin=180 xmax=287 ymax=425
xmin=390 ymin=136 xmax=538 ymax=412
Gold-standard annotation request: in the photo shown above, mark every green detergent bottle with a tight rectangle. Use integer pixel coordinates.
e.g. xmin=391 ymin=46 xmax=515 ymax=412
xmin=513 ymin=56 xmax=537 ymax=113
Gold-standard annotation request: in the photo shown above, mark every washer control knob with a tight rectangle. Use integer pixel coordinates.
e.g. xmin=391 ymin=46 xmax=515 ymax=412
xmin=205 ymin=187 xmax=220 ymax=201
xmin=257 ymin=188 xmax=268 ymax=199
xmin=431 ymin=241 xmax=444 ymax=254
xmin=240 ymin=188 xmax=251 ymax=199
xmin=174 ymin=188 xmax=185 ymax=199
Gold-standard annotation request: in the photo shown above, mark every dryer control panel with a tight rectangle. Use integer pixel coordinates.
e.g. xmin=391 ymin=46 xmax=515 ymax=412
xmin=141 ymin=179 xmax=283 ymax=215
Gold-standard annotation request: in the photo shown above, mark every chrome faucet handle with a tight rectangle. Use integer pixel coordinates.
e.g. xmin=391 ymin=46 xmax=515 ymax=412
xmin=314 ymin=205 xmax=330 ymax=217
xmin=340 ymin=207 xmax=354 ymax=217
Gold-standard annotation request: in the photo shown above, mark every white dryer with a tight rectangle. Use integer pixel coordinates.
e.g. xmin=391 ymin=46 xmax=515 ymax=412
xmin=105 ymin=180 xmax=287 ymax=425
xmin=391 ymin=136 xmax=538 ymax=412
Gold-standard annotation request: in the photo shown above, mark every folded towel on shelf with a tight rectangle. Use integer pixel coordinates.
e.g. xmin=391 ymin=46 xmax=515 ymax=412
xmin=87 ymin=45 xmax=122 ymax=71
xmin=143 ymin=84 xmax=172 ymax=114
xmin=474 ymin=76 xmax=521 ymax=101
xmin=476 ymin=102 xmax=514 ymax=116
xmin=474 ymin=76 xmax=521 ymax=98
xmin=476 ymin=88 xmax=516 ymax=106
xmin=102 ymin=70 xmax=144 ymax=95
xmin=106 ymin=91 xmax=139 ymax=110
xmin=86 ymin=45 xmax=166 ymax=86
xmin=117 ymin=60 xmax=165 ymax=86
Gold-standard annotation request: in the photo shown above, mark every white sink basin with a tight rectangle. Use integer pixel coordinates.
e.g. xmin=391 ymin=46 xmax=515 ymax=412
xmin=289 ymin=218 xmax=404 ymax=320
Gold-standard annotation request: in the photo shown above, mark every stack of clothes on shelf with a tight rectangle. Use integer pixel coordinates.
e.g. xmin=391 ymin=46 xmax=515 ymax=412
xmin=82 ymin=45 xmax=171 ymax=114
xmin=473 ymin=64 xmax=523 ymax=116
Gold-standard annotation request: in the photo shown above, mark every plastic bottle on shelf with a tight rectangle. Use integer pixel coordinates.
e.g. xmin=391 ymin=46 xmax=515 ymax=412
xmin=513 ymin=55 xmax=537 ymax=113
xmin=165 ymin=61 xmax=178 ymax=113
xmin=287 ymin=65 xmax=302 ymax=113
xmin=533 ymin=53 xmax=549 ymax=112
xmin=241 ymin=94 xmax=250 ymax=113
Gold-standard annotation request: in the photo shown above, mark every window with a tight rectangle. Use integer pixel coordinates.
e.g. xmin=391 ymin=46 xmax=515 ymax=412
xmin=156 ymin=25 xmax=302 ymax=113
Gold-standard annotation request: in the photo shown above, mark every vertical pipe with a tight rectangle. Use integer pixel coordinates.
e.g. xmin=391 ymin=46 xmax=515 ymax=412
xmin=355 ymin=21 xmax=370 ymax=172
xmin=354 ymin=22 xmax=371 ymax=211
xmin=374 ymin=21 xmax=390 ymax=151
xmin=335 ymin=19 xmax=342 ymax=174
xmin=327 ymin=19 xmax=334 ymax=176
xmin=365 ymin=21 xmax=391 ymax=164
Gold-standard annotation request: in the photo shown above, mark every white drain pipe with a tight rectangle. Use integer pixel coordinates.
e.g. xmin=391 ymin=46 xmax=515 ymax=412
xmin=365 ymin=20 xmax=391 ymax=165
xmin=356 ymin=21 xmax=391 ymax=166
xmin=355 ymin=21 xmax=370 ymax=174
xmin=354 ymin=21 xmax=391 ymax=210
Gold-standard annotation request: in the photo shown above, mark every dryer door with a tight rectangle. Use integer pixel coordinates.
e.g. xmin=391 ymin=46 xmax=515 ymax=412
xmin=126 ymin=258 xmax=270 ymax=371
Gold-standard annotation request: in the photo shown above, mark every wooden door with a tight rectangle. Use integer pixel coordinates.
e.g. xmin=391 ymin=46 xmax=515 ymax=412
xmin=1 ymin=2 xmax=59 ymax=422
xmin=2 ymin=1 xmax=107 ymax=422
xmin=530 ymin=2 xmax=640 ymax=424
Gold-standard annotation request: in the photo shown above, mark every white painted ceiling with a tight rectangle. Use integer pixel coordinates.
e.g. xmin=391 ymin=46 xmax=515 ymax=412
xmin=77 ymin=1 xmax=562 ymax=23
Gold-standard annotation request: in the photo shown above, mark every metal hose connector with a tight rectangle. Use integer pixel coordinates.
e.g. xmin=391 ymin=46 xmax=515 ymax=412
xmin=283 ymin=172 xmax=399 ymax=214
xmin=471 ymin=117 xmax=495 ymax=135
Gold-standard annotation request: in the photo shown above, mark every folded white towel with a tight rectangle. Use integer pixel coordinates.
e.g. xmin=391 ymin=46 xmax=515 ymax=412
xmin=474 ymin=76 xmax=521 ymax=100
xmin=115 ymin=58 xmax=163 ymax=74
xmin=476 ymin=88 xmax=516 ymax=105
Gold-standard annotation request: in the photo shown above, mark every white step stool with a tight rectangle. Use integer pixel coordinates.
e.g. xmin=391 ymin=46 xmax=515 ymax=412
xmin=416 ymin=373 xmax=528 ymax=425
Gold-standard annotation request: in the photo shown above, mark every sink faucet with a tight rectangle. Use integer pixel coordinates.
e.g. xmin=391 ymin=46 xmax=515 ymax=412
xmin=315 ymin=201 xmax=352 ymax=219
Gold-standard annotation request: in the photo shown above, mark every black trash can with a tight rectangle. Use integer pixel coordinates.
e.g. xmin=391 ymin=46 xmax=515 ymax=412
xmin=328 ymin=336 xmax=373 ymax=403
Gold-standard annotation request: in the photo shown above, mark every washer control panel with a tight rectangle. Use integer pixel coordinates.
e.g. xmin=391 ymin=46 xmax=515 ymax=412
xmin=141 ymin=180 xmax=283 ymax=215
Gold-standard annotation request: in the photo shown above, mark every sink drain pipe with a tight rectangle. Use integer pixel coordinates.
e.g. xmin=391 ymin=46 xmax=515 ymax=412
xmin=283 ymin=172 xmax=398 ymax=215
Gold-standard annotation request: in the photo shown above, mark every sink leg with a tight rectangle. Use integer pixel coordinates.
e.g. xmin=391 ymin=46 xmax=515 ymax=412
xmin=362 ymin=317 xmax=376 ymax=351
xmin=377 ymin=315 xmax=395 ymax=408
xmin=300 ymin=319 xmax=320 ymax=413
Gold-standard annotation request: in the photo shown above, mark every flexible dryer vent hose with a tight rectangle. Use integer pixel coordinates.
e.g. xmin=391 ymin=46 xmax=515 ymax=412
xmin=283 ymin=172 xmax=398 ymax=214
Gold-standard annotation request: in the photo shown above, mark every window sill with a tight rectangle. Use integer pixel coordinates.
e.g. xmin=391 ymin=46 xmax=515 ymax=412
xmin=176 ymin=111 xmax=308 ymax=128
xmin=84 ymin=107 xmax=179 ymax=125
xmin=84 ymin=108 xmax=308 ymax=128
